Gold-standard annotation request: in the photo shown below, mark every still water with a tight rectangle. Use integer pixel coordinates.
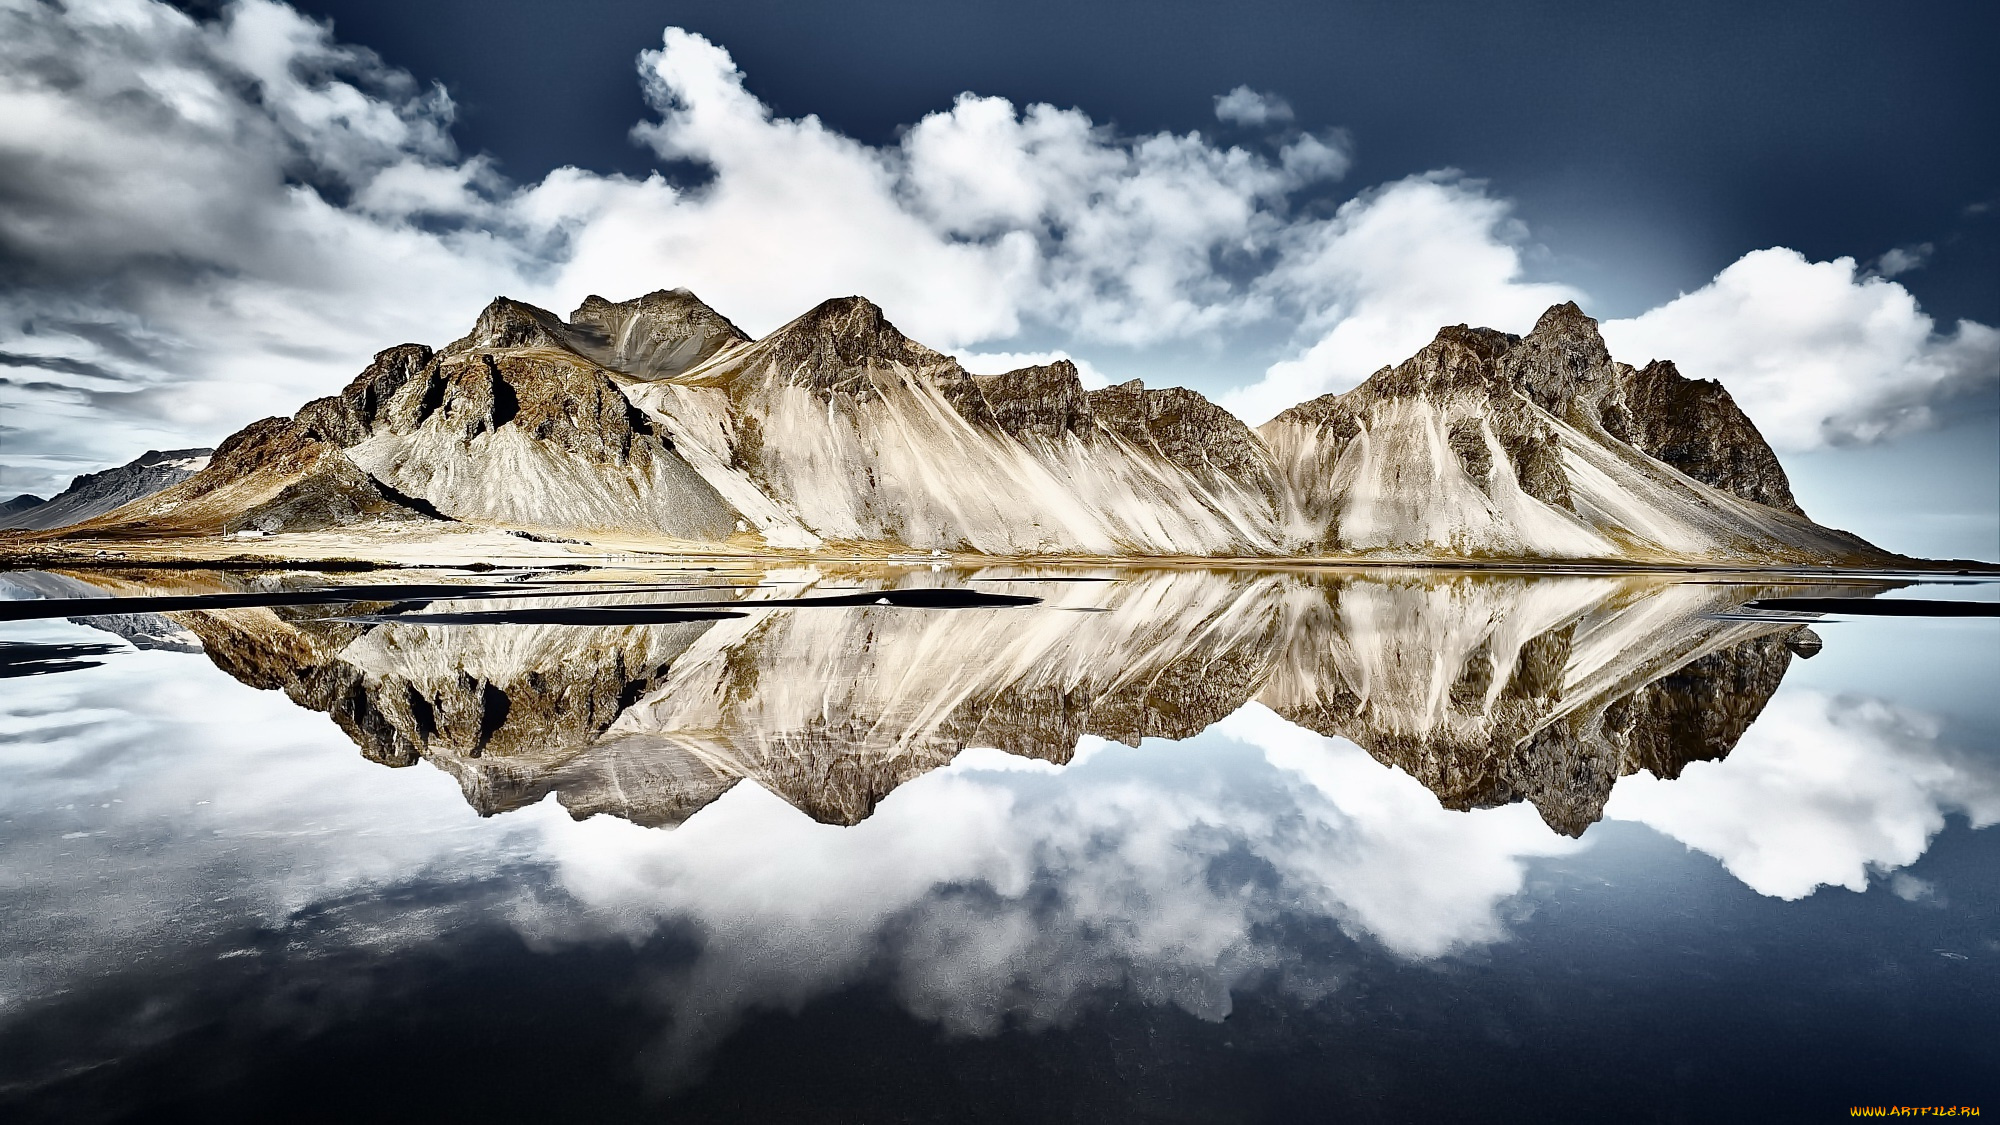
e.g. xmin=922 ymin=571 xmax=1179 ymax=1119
xmin=0 ymin=564 xmax=1994 ymax=1122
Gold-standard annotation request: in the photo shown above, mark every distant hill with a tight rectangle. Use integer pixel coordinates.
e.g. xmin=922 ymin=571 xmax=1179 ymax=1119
xmin=0 ymin=449 xmax=211 ymax=531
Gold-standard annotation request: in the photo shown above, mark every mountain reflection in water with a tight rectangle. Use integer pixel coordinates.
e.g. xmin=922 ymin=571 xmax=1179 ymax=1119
xmin=2 ymin=564 xmax=1996 ymax=1120
xmin=50 ymin=566 xmax=1859 ymax=835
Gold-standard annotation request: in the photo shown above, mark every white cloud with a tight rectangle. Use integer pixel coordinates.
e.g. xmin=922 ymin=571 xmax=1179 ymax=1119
xmin=1873 ymin=242 xmax=1934 ymax=278
xmin=1599 ymin=248 xmax=1999 ymax=450
xmin=1602 ymin=689 xmax=2000 ymax=900
xmin=538 ymin=35 xmax=1357 ymax=349
xmin=952 ymin=349 xmax=1114 ymax=388
xmin=1213 ymin=85 xmax=1294 ymax=127
xmin=1280 ymin=129 xmax=1353 ymax=182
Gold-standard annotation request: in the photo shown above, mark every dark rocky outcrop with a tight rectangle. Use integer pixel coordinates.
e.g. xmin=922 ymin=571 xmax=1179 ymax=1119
xmin=1102 ymin=383 xmax=1282 ymax=498
xmin=968 ymin=366 xmax=1281 ymax=497
xmin=368 ymin=351 xmax=659 ymax=465
xmin=293 ymin=343 xmax=435 ymax=448
xmin=63 ymin=415 xmax=422 ymax=537
xmin=973 ymin=361 xmax=1096 ymax=443
xmin=767 ymin=296 xmax=949 ymax=375
xmin=232 ymin=456 xmax=440 ymax=534
xmin=442 ymin=296 xmax=575 ymax=356
xmin=1619 ymin=359 xmax=1805 ymax=515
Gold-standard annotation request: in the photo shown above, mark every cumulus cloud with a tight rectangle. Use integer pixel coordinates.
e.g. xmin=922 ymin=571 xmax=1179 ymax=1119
xmin=517 ymin=33 xmax=1359 ymax=352
xmin=1213 ymin=85 xmax=1294 ymax=127
xmin=1600 ymin=249 xmax=2000 ymax=449
xmin=1602 ymin=689 xmax=2000 ymax=900
xmin=0 ymin=6 xmax=1366 ymax=492
xmin=952 ymin=349 xmax=1114 ymax=388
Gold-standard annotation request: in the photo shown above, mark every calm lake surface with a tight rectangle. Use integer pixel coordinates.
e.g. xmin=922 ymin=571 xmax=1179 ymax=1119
xmin=0 ymin=563 xmax=1995 ymax=1122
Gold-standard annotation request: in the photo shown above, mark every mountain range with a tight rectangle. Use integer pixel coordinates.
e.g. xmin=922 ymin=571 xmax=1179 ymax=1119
xmin=6 ymin=288 xmax=1899 ymax=565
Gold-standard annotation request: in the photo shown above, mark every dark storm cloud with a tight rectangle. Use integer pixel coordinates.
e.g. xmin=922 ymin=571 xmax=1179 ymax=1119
xmin=0 ymin=352 xmax=128 ymax=381
xmin=0 ymin=375 xmax=87 ymax=395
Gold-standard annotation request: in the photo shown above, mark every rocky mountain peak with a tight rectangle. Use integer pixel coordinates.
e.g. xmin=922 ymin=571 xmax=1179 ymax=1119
xmin=1363 ymin=325 xmax=1521 ymax=397
xmin=1619 ymin=358 xmax=1806 ymax=515
xmin=571 ymin=288 xmax=717 ymax=323
xmin=293 ymin=343 xmax=435 ymax=449
xmin=125 ymin=448 xmax=213 ymax=468
xmin=565 ymin=288 xmax=749 ymax=380
xmin=1528 ymin=300 xmax=1597 ymax=339
xmin=444 ymin=297 xmax=574 ymax=356
xmin=1257 ymin=300 xmax=1819 ymax=530
xmin=768 ymin=296 xmax=944 ymax=370
xmin=39 ymin=288 xmax=1879 ymax=565
xmin=1435 ymin=324 xmax=1520 ymax=363
xmin=1498 ymin=300 xmax=1616 ymax=413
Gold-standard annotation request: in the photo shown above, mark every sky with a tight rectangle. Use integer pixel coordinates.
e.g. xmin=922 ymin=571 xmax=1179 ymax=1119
xmin=0 ymin=0 xmax=1994 ymax=558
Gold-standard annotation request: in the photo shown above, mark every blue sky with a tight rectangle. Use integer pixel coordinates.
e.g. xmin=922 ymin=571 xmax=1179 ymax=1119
xmin=2 ymin=0 xmax=1994 ymax=557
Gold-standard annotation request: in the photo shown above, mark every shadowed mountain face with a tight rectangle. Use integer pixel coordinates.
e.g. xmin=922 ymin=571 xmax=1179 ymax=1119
xmin=77 ymin=567 xmax=1857 ymax=836
xmin=36 ymin=288 xmax=1896 ymax=566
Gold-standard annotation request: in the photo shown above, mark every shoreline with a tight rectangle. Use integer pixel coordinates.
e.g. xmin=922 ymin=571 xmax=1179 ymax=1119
xmin=3 ymin=528 xmax=1994 ymax=579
